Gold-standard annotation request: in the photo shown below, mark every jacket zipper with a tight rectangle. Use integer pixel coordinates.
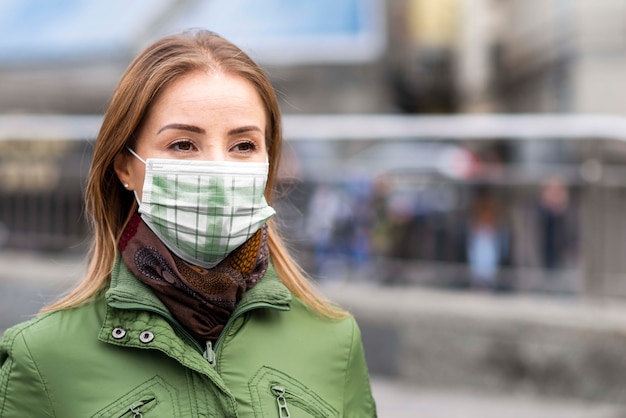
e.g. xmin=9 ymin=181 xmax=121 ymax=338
xmin=128 ymin=401 xmax=143 ymax=418
xmin=123 ymin=397 xmax=154 ymax=418
xmin=203 ymin=340 xmax=216 ymax=367
xmin=147 ymin=302 xmax=284 ymax=369
xmin=271 ymin=386 xmax=292 ymax=418
xmin=214 ymin=302 xmax=289 ymax=372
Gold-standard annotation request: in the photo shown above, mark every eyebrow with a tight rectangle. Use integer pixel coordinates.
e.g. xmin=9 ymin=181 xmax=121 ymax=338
xmin=156 ymin=123 xmax=263 ymax=136
xmin=228 ymin=125 xmax=264 ymax=136
xmin=157 ymin=123 xmax=205 ymax=135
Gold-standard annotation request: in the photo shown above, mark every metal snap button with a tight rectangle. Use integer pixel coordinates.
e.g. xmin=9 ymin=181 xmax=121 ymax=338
xmin=139 ymin=330 xmax=154 ymax=343
xmin=112 ymin=327 xmax=127 ymax=339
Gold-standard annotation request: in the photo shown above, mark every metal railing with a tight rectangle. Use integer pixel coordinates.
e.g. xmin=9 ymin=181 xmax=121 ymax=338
xmin=1 ymin=114 xmax=625 ymax=298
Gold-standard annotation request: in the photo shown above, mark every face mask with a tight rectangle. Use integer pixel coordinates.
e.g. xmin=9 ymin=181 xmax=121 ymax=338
xmin=127 ymin=148 xmax=275 ymax=268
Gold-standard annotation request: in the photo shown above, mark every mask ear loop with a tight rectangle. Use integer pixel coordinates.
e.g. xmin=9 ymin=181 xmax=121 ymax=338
xmin=126 ymin=147 xmax=147 ymax=165
xmin=125 ymin=147 xmax=146 ymax=205
xmin=133 ymin=190 xmax=142 ymax=206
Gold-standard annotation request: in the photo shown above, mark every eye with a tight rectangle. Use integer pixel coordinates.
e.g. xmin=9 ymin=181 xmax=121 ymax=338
xmin=169 ymin=140 xmax=196 ymax=152
xmin=232 ymin=141 xmax=258 ymax=153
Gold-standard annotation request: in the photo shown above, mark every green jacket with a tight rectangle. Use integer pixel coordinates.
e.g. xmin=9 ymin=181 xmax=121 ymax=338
xmin=0 ymin=257 xmax=376 ymax=417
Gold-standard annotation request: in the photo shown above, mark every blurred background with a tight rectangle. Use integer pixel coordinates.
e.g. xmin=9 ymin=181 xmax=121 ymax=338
xmin=3 ymin=0 xmax=626 ymax=416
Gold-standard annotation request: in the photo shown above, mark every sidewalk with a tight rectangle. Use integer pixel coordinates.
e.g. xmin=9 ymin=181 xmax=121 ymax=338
xmin=371 ymin=377 xmax=622 ymax=418
xmin=324 ymin=279 xmax=626 ymax=404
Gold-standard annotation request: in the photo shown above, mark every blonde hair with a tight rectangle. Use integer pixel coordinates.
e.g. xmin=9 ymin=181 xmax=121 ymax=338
xmin=42 ymin=30 xmax=345 ymax=319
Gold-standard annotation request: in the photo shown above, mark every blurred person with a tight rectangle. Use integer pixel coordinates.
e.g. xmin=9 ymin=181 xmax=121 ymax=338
xmin=382 ymin=188 xmax=417 ymax=285
xmin=0 ymin=221 xmax=7 ymax=248
xmin=538 ymin=176 xmax=575 ymax=270
xmin=305 ymin=182 xmax=353 ymax=278
xmin=0 ymin=30 xmax=376 ymax=417
xmin=466 ymin=187 xmax=509 ymax=290
xmin=347 ymin=181 xmax=374 ymax=274
xmin=355 ymin=174 xmax=394 ymax=283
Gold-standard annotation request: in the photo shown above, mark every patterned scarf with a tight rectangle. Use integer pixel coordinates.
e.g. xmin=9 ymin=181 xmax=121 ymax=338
xmin=119 ymin=214 xmax=269 ymax=343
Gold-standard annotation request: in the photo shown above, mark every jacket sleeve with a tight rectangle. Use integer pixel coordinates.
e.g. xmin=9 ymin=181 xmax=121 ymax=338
xmin=0 ymin=326 xmax=54 ymax=417
xmin=343 ymin=317 xmax=377 ymax=417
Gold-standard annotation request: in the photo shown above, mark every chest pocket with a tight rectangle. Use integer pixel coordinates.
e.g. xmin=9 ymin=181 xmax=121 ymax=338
xmin=91 ymin=375 xmax=181 ymax=418
xmin=249 ymin=366 xmax=339 ymax=418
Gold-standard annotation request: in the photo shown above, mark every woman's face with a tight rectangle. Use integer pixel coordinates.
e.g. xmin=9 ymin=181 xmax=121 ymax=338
xmin=114 ymin=70 xmax=268 ymax=198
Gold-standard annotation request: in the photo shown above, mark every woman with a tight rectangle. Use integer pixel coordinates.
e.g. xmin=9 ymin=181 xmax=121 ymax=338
xmin=0 ymin=30 xmax=376 ymax=417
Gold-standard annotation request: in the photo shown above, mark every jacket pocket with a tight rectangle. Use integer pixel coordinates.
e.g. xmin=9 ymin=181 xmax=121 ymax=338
xmin=91 ymin=375 xmax=181 ymax=418
xmin=249 ymin=366 xmax=339 ymax=417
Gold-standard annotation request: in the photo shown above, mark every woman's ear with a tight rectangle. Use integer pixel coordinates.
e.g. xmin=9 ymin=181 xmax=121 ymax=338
xmin=113 ymin=152 xmax=133 ymax=190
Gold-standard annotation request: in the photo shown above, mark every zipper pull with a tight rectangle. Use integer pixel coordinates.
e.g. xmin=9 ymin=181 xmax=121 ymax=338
xmin=203 ymin=340 xmax=216 ymax=367
xmin=271 ymin=386 xmax=291 ymax=418
xmin=129 ymin=401 xmax=144 ymax=418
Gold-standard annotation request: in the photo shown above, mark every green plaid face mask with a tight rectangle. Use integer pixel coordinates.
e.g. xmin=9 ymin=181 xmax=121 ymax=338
xmin=128 ymin=148 xmax=275 ymax=268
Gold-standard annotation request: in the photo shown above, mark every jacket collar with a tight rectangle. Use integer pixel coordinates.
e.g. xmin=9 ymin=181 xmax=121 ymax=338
xmin=99 ymin=255 xmax=292 ymax=383
xmin=105 ymin=254 xmax=292 ymax=317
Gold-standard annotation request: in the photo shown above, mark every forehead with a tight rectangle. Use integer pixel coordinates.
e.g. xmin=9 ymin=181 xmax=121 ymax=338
xmin=132 ymin=69 xmax=275 ymax=153
xmin=151 ymin=70 xmax=265 ymax=114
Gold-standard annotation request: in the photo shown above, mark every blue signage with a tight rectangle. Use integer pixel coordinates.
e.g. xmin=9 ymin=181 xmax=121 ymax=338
xmin=0 ymin=0 xmax=385 ymax=65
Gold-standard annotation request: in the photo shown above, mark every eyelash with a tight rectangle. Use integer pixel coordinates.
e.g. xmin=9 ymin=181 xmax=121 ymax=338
xmin=233 ymin=140 xmax=257 ymax=153
xmin=168 ymin=139 xmax=258 ymax=153
xmin=169 ymin=139 xmax=196 ymax=152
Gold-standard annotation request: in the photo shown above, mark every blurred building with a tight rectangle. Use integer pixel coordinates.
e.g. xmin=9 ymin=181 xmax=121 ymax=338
xmin=4 ymin=0 xmax=626 ymax=116
xmin=0 ymin=0 xmax=392 ymax=114
xmin=456 ymin=0 xmax=626 ymax=115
